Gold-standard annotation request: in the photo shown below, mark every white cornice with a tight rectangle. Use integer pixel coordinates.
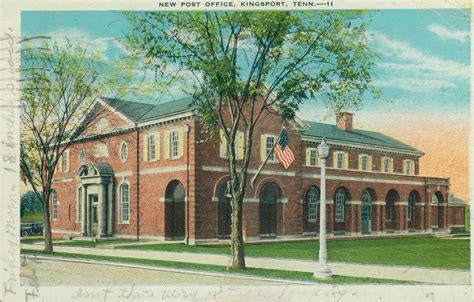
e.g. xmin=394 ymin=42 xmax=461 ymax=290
xmin=301 ymin=135 xmax=423 ymax=157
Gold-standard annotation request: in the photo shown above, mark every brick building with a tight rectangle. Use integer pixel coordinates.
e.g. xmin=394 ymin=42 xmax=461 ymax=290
xmin=50 ymin=97 xmax=466 ymax=243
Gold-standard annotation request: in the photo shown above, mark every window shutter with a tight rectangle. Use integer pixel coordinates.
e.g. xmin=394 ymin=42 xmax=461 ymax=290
xmin=368 ymin=156 xmax=372 ymax=171
xmin=220 ymin=129 xmax=227 ymax=158
xmin=237 ymin=131 xmax=244 ymax=160
xmin=164 ymin=130 xmax=170 ymax=159
xmin=358 ymin=154 xmax=362 ymax=170
xmin=344 ymin=153 xmax=349 ymax=169
xmin=411 ymin=160 xmax=415 ymax=175
xmin=178 ymin=127 xmax=184 ymax=158
xmin=390 ymin=158 xmax=394 ymax=173
xmin=333 ymin=152 xmax=337 ymax=168
xmin=155 ymin=133 xmax=160 ymax=160
xmin=260 ymin=135 xmax=267 ymax=162
xmin=306 ymin=148 xmax=311 ymax=166
xmin=144 ymin=135 xmax=149 ymax=162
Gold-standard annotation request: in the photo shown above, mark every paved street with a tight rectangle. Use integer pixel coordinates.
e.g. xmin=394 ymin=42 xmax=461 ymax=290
xmin=20 ymin=257 xmax=282 ymax=286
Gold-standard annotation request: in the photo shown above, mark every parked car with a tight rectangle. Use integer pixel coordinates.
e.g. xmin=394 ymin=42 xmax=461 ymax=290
xmin=20 ymin=222 xmax=43 ymax=237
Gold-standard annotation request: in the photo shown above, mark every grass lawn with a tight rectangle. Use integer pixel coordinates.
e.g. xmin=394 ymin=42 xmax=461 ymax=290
xmin=117 ymin=237 xmax=469 ymax=270
xmin=21 ymin=213 xmax=43 ymax=223
xmin=20 ymin=249 xmax=414 ymax=284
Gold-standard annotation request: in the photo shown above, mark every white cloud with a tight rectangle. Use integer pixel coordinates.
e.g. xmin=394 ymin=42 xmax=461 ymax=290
xmin=372 ymin=78 xmax=456 ymax=92
xmin=428 ymin=24 xmax=469 ymax=42
xmin=370 ymin=32 xmax=469 ymax=92
xmin=40 ymin=28 xmax=128 ymax=60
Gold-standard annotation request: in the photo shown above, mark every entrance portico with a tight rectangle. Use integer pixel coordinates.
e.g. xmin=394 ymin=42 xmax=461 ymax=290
xmin=77 ymin=163 xmax=114 ymax=238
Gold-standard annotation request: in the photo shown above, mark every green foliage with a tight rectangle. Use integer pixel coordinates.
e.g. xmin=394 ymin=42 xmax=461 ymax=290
xmin=125 ymin=11 xmax=379 ymax=128
xmin=20 ymin=191 xmax=43 ymax=218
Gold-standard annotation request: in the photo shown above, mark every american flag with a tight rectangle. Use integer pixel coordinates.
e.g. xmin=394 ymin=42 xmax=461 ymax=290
xmin=274 ymin=129 xmax=295 ymax=170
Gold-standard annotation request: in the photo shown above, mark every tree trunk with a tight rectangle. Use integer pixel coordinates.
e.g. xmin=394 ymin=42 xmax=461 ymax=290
xmin=42 ymin=192 xmax=53 ymax=252
xmin=229 ymin=191 xmax=245 ymax=269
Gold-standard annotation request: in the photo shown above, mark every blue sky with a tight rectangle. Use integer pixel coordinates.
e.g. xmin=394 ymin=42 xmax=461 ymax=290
xmin=22 ymin=9 xmax=470 ymax=123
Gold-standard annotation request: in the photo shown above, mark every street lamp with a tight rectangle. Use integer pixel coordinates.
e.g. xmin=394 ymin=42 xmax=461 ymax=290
xmin=314 ymin=138 xmax=332 ymax=279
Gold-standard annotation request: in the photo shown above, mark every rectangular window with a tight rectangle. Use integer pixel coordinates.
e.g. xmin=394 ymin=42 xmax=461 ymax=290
xmin=61 ymin=150 xmax=69 ymax=172
xmin=266 ymin=136 xmax=275 ymax=161
xmin=120 ymin=184 xmax=130 ymax=223
xmin=337 ymin=152 xmax=344 ymax=169
xmin=310 ymin=149 xmax=318 ymax=167
xmin=361 ymin=155 xmax=368 ymax=171
xmin=148 ymin=135 xmax=156 ymax=161
xmin=404 ymin=160 xmax=414 ymax=175
xmin=383 ymin=157 xmax=390 ymax=173
xmin=51 ymin=191 xmax=57 ymax=220
xmin=171 ymin=129 xmax=179 ymax=158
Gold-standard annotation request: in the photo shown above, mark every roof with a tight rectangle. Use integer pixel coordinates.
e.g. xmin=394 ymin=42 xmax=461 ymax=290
xmin=100 ymin=96 xmax=420 ymax=154
xmin=302 ymin=121 xmax=422 ymax=154
xmin=101 ymin=96 xmax=194 ymax=123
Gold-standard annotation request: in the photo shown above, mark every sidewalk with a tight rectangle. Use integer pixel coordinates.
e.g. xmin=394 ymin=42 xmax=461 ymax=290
xmin=21 ymin=243 xmax=470 ymax=285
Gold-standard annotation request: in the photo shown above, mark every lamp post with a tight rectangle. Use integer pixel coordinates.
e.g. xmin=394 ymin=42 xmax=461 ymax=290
xmin=313 ymin=138 xmax=332 ymax=279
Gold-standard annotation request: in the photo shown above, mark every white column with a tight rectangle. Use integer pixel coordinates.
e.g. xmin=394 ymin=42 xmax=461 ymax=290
xmin=107 ymin=181 xmax=113 ymax=236
xmin=86 ymin=191 xmax=91 ymax=236
xmin=98 ymin=182 xmax=108 ymax=237
xmin=314 ymin=157 xmax=332 ymax=279
xmin=81 ymin=185 xmax=87 ymax=236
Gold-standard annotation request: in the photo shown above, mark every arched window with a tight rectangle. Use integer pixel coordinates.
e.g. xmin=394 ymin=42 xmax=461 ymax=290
xmin=362 ymin=190 xmax=372 ymax=204
xmin=307 ymin=187 xmax=319 ymax=222
xmin=335 ymin=188 xmax=346 ymax=222
xmin=408 ymin=191 xmax=418 ymax=221
xmin=119 ymin=183 xmax=130 ymax=223
xmin=51 ymin=190 xmax=57 ymax=220
xmin=432 ymin=193 xmax=439 ymax=204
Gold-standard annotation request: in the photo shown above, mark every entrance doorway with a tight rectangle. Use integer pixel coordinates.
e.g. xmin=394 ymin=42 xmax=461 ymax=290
xmin=90 ymin=195 xmax=98 ymax=236
xmin=164 ymin=180 xmax=185 ymax=240
xmin=259 ymin=183 xmax=279 ymax=238
xmin=217 ymin=181 xmax=232 ymax=239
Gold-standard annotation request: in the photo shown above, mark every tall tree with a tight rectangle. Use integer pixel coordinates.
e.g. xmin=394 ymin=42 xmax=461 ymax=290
xmin=20 ymin=41 xmax=121 ymax=251
xmin=125 ymin=11 xmax=379 ymax=269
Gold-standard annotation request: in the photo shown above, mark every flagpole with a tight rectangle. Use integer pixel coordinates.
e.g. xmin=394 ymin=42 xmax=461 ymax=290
xmin=250 ymin=127 xmax=285 ymax=189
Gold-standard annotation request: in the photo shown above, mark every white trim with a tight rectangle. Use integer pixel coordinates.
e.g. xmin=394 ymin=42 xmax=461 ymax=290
xmin=302 ymin=172 xmax=428 ymax=186
xmin=448 ymin=203 xmax=467 ymax=207
xmin=415 ymin=203 xmax=426 ymax=206
xmin=277 ymin=198 xmax=288 ymax=204
xmin=301 ymin=136 xmax=424 ymax=156
xmin=394 ymin=202 xmax=408 ymax=206
xmin=115 ymin=171 xmax=133 ymax=177
xmin=52 ymin=177 xmax=73 ymax=183
xmin=212 ymin=197 xmax=219 ymax=202
xmin=160 ymin=197 xmax=187 ymax=203
xmin=346 ymin=201 xmax=361 ymax=205
xmin=243 ymin=198 xmax=259 ymax=203
xmin=137 ymin=111 xmax=194 ymax=128
xmin=372 ymin=201 xmax=386 ymax=205
xmin=140 ymin=165 xmax=187 ymax=175
xmin=201 ymin=166 xmax=295 ymax=177
xmin=448 ymin=224 xmax=465 ymax=228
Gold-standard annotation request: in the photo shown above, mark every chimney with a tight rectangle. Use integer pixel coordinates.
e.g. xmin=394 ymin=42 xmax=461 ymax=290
xmin=336 ymin=112 xmax=353 ymax=131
